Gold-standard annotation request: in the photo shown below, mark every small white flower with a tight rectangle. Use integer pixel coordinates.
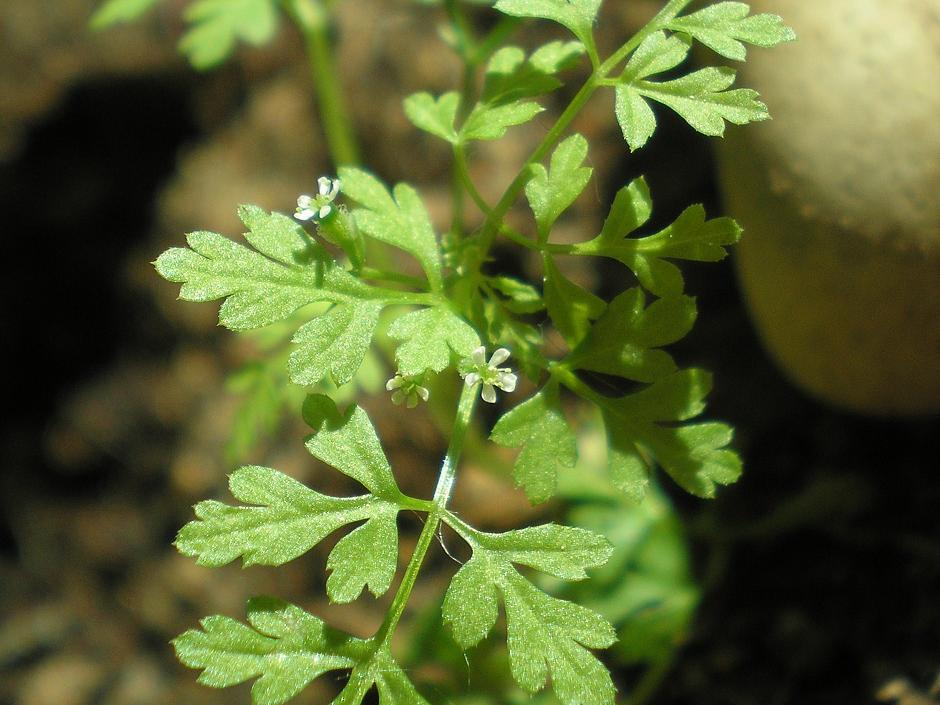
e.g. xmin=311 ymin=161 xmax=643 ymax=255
xmin=386 ymin=374 xmax=430 ymax=408
xmin=461 ymin=346 xmax=517 ymax=403
xmin=295 ymin=176 xmax=342 ymax=222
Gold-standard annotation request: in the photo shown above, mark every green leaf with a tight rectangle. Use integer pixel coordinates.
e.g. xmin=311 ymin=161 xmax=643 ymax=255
xmin=542 ymin=254 xmax=606 ymax=348
xmin=289 ymin=301 xmax=383 ymax=386
xmin=525 ymin=134 xmax=593 ymax=241
xmin=442 ymin=530 xmax=616 ymax=705
xmin=302 ymin=394 xmax=401 ymax=499
xmin=491 ymin=383 xmax=577 ymax=504
xmin=529 ymin=40 xmax=587 ymax=74
xmin=403 ymin=92 xmax=460 ymax=143
xmin=461 ymin=101 xmax=545 ymax=142
xmin=326 ymin=509 xmax=400 ymax=603
xmin=387 ymin=307 xmax=480 ymax=376
xmin=667 ymin=1 xmax=796 ymax=61
xmin=568 ymin=288 xmax=697 ymax=383
xmin=622 ymin=31 xmax=692 ymax=82
xmin=599 ymin=176 xmax=652 ymax=243
xmin=595 ymin=370 xmax=742 ymax=499
xmin=90 ymin=0 xmax=157 ymax=28
xmin=487 ymin=276 xmax=545 ymax=314
xmin=175 ymin=466 xmax=398 ymax=577
xmin=334 ymin=648 xmax=431 ymax=705
xmin=339 ymin=168 xmax=443 ymax=290
xmin=493 ymin=0 xmax=602 ymax=46
xmin=481 ymin=41 xmax=584 ymax=105
xmin=173 ymin=597 xmax=361 ymax=705
xmin=575 ymin=185 xmax=742 ymax=297
xmin=618 ymin=66 xmax=769 ymax=151
xmin=179 ymin=0 xmax=279 ymax=70
xmin=154 ymin=205 xmax=379 ymax=330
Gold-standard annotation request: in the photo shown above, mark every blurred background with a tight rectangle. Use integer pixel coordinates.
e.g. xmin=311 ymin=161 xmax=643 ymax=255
xmin=1 ymin=1 xmax=938 ymax=704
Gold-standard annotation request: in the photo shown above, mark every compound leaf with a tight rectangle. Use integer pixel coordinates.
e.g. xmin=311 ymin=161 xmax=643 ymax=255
xmin=615 ymin=31 xmax=768 ymax=150
xmin=90 ymin=0 xmax=157 ymax=28
xmin=289 ymin=301 xmax=383 ymax=386
xmin=173 ymin=597 xmax=361 ymax=705
xmin=387 ymin=307 xmax=480 ymax=376
xmin=568 ymin=288 xmax=697 ymax=383
xmin=180 ymin=0 xmax=279 ymax=69
xmin=491 ymin=382 xmax=577 ymax=504
xmin=302 ymin=395 xmax=401 ymax=499
xmin=175 ymin=466 xmax=398 ymax=571
xmin=493 ymin=0 xmax=602 ymax=46
xmin=403 ymin=92 xmax=460 ymax=143
xmin=667 ymin=1 xmax=796 ymax=61
xmin=526 ymin=133 xmax=593 ymax=241
xmin=575 ymin=183 xmax=741 ymax=297
xmin=339 ymin=168 xmax=443 ymax=290
xmin=155 ymin=205 xmax=379 ymax=330
xmin=442 ymin=526 xmax=616 ymax=705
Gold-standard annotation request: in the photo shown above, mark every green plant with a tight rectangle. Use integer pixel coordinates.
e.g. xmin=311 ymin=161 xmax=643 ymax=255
xmin=94 ymin=1 xmax=793 ymax=703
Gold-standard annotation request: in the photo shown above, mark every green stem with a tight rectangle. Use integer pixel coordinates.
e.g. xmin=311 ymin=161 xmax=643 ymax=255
xmin=289 ymin=0 xmax=360 ymax=167
xmin=373 ymin=381 xmax=479 ymax=647
xmin=358 ymin=266 xmax=431 ymax=291
xmin=472 ymin=0 xmax=696 ymax=260
xmin=454 ymin=145 xmax=492 ymax=215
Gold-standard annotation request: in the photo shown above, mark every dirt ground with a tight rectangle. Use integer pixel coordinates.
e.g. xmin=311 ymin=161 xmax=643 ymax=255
xmin=1 ymin=2 xmax=938 ymax=704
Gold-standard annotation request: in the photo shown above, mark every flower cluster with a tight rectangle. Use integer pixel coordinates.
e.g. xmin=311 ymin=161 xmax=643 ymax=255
xmin=295 ymin=176 xmax=341 ymax=222
xmin=386 ymin=374 xmax=430 ymax=408
xmin=462 ymin=346 xmax=517 ymax=403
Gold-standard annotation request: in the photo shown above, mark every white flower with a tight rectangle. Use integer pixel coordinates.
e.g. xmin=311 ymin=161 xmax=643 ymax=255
xmin=386 ymin=374 xmax=430 ymax=408
xmin=461 ymin=346 xmax=517 ymax=403
xmin=295 ymin=176 xmax=342 ymax=222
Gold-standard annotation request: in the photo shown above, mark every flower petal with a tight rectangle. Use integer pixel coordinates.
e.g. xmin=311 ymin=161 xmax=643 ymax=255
xmin=471 ymin=346 xmax=487 ymax=365
xmin=497 ymin=371 xmax=517 ymax=393
xmin=464 ymin=372 xmax=481 ymax=387
xmin=489 ymin=348 xmax=511 ymax=366
xmin=481 ymin=384 xmax=497 ymax=403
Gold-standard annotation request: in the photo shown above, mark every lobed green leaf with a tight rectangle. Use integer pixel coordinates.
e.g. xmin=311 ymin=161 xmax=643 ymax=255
xmin=302 ymin=395 xmax=401 ymax=499
xmin=493 ymin=0 xmax=602 ymax=46
xmin=289 ymin=301 xmax=383 ymax=386
xmin=542 ymin=254 xmax=606 ymax=348
xmin=175 ymin=466 xmax=398 ymax=582
xmin=154 ymin=205 xmax=379 ymax=331
xmin=525 ymin=134 xmax=593 ymax=242
xmin=442 ymin=532 xmax=616 ymax=705
xmin=387 ymin=307 xmax=480 ymax=376
xmin=180 ymin=0 xmax=279 ymax=70
xmin=403 ymin=92 xmax=460 ymax=144
xmin=575 ymin=181 xmax=741 ymax=297
xmin=567 ymin=288 xmax=697 ymax=383
xmin=667 ymin=1 xmax=796 ymax=61
xmin=595 ymin=369 xmax=742 ymax=499
xmin=173 ymin=597 xmax=361 ymax=705
xmin=491 ymin=382 xmax=578 ymax=504
xmin=339 ymin=168 xmax=443 ymax=290
xmin=460 ymin=101 xmax=545 ymax=142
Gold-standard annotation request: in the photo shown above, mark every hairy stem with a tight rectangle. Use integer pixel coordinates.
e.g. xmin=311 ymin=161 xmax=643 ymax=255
xmin=373 ymin=381 xmax=479 ymax=647
xmin=289 ymin=0 xmax=361 ymax=167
